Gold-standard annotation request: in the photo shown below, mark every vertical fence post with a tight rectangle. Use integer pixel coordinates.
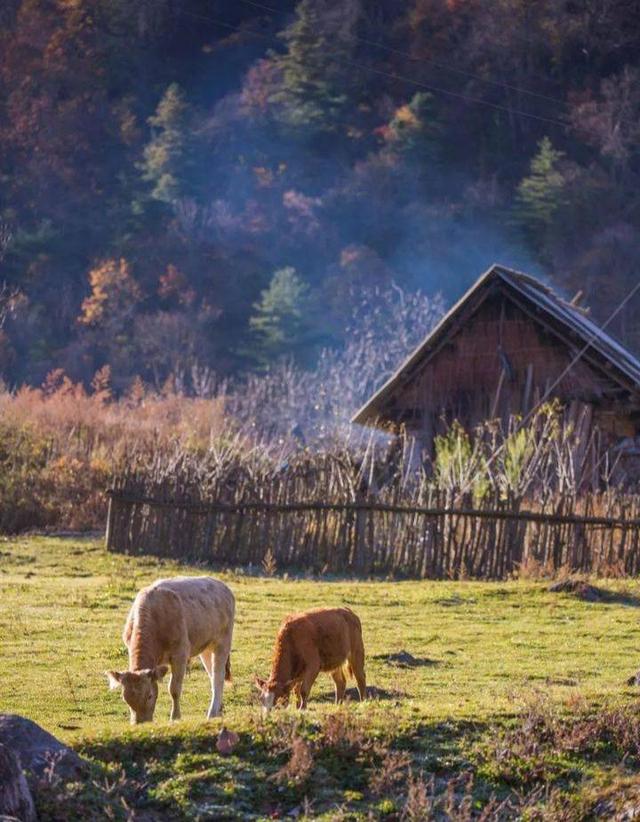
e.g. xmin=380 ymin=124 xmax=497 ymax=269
xmin=105 ymin=490 xmax=114 ymax=551
xmin=353 ymin=495 xmax=368 ymax=574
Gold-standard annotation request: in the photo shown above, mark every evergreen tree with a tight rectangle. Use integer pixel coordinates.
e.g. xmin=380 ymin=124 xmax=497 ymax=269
xmin=270 ymin=0 xmax=361 ymax=134
xmin=141 ymin=83 xmax=198 ymax=204
xmin=514 ymin=137 xmax=569 ymax=249
xmin=249 ymin=267 xmax=315 ymax=367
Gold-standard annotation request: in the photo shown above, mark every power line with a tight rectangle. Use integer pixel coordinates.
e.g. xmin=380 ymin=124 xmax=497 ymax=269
xmin=179 ymin=8 xmax=570 ymax=129
xmin=236 ymin=0 xmax=569 ymax=111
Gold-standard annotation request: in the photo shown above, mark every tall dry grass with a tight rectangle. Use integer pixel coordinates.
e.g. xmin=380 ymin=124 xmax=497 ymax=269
xmin=0 ymin=370 xmax=227 ymax=532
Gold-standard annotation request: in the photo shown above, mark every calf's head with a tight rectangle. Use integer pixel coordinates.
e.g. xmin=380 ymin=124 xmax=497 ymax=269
xmin=105 ymin=666 xmax=169 ymax=724
xmin=254 ymin=675 xmax=294 ymax=714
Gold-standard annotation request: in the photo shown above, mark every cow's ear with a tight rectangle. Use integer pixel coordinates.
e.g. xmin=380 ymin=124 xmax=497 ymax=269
xmin=152 ymin=665 xmax=169 ymax=681
xmin=253 ymin=674 xmax=266 ymax=691
xmin=106 ymin=670 xmax=124 ymax=690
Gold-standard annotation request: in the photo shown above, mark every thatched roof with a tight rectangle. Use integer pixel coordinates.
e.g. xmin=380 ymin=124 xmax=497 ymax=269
xmin=352 ymin=264 xmax=640 ymax=427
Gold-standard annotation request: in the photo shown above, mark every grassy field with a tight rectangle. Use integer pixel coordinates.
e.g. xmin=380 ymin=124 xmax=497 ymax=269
xmin=2 ymin=536 xmax=640 ymax=819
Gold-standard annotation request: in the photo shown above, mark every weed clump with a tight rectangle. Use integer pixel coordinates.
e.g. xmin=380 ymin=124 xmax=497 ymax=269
xmin=273 ymin=736 xmax=314 ymax=785
xmin=476 ymin=695 xmax=640 ymax=792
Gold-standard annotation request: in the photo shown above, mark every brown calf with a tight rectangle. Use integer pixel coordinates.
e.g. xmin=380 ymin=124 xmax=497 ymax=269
xmin=255 ymin=606 xmax=366 ymax=712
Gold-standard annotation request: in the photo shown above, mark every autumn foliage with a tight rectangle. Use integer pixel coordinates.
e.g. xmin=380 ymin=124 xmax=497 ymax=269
xmin=2 ymin=0 xmax=640 ymax=388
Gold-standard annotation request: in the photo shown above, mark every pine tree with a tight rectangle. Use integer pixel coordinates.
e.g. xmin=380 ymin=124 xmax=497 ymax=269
xmin=249 ymin=267 xmax=315 ymax=366
xmin=270 ymin=0 xmax=361 ymax=134
xmin=141 ymin=83 xmax=198 ymax=203
xmin=515 ymin=137 xmax=569 ymax=248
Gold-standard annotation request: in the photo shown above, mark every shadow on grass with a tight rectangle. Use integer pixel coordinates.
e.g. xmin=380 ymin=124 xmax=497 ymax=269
xmin=73 ymin=713 xmax=487 ymax=820
xmin=372 ymin=650 xmax=441 ymax=668
xmin=549 ymin=579 xmax=640 ymax=607
xmin=597 ymin=588 xmax=640 ymax=607
xmin=313 ymin=684 xmax=403 ymax=703
xmin=73 ymin=698 xmax=640 ymax=822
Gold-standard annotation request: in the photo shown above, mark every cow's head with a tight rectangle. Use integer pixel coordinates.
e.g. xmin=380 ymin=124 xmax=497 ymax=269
xmin=105 ymin=666 xmax=169 ymax=724
xmin=253 ymin=675 xmax=295 ymax=714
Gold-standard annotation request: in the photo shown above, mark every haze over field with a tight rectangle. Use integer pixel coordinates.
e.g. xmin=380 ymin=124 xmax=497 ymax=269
xmin=2 ymin=0 xmax=640 ymax=394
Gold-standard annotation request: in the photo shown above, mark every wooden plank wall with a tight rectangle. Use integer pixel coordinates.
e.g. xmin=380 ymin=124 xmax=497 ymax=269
xmin=390 ymin=293 xmax=627 ymax=438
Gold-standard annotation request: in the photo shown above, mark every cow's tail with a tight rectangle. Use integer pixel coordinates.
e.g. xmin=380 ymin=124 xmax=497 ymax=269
xmin=225 ymin=656 xmax=232 ymax=683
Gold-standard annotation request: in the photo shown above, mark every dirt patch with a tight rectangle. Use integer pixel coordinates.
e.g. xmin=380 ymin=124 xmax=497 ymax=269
xmin=548 ymin=578 xmax=603 ymax=601
xmin=373 ymin=650 xmax=440 ymax=668
xmin=548 ymin=578 xmax=640 ymax=606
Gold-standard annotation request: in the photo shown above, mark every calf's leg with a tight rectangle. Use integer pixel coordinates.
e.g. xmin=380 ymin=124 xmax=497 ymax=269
xmin=168 ymin=657 xmax=187 ymax=721
xmin=298 ymin=661 xmax=320 ymax=709
xmin=349 ymin=638 xmax=367 ymax=701
xmin=331 ymin=668 xmax=347 ymax=704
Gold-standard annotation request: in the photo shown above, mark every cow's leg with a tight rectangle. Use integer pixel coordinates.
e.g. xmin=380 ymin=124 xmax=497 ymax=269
xmin=200 ymin=648 xmax=218 ymax=719
xmin=331 ymin=667 xmax=347 ymax=704
xmin=298 ymin=661 xmax=320 ymax=710
xmin=168 ymin=657 xmax=187 ymax=721
xmin=207 ymin=642 xmax=230 ymax=719
xmin=349 ymin=639 xmax=367 ymax=701
xmin=200 ymin=649 xmax=213 ymax=677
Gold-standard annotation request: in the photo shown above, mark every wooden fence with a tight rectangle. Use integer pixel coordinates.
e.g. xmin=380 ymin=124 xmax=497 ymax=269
xmin=105 ymin=485 xmax=640 ymax=579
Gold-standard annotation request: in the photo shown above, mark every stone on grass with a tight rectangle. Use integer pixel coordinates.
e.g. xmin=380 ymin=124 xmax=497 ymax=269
xmin=0 ymin=714 xmax=85 ymax=784
xmin=0 ymin=742 xmax=36 ymax=822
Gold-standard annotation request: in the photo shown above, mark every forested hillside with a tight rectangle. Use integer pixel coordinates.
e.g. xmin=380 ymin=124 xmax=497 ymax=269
xmin=1 ymin=0 xmax=640 ymax=391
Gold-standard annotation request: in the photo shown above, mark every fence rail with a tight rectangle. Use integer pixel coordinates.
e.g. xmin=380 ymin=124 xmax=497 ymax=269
xmin=105 ymin=486 xmax=640 ymax=579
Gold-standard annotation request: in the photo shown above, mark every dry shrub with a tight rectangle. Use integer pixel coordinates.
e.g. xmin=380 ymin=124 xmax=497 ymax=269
xmin=402 ymin=770 xmax=434 ymax=820
xmin=321 ymin=709 xmax=372 ymax=754
xmin=262 ymin=547 xmax=277 ymax=577
xmin=369 ymin=749 xmax=412 ymax=796
xmin=591 ymin=557 xmax=628 ymax=578
xmin=517 ymin=556 xmax=558 ymax=580
xmin=272 ymin=736 xmax=314 ymax=785
xmin=262 ymin=712 xmax=304 ymax=755
xmin=34 ymin=763 xmax=147 ymax=822
xmin=0 ymin=373 xmax=227 ymax=532
xmin=478 ymin=694 xmax=640 ymax=792
xmin=0 ymin=377 xmax=226 ymax=457
xmin=401 ymin=770 xmax=512 ymax=821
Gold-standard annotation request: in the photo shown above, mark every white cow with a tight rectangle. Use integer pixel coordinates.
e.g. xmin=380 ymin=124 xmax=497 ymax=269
xmin=106 ymin=576 xmax=235 ymax=724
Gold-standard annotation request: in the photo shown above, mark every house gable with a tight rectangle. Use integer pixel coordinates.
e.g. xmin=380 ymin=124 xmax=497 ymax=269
xmin=352 ymin=265 xmax=640 ymax=434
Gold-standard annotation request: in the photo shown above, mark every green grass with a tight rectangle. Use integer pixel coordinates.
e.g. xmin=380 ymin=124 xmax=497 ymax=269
xmin=2 ymin=536 xmax=640 ymax=819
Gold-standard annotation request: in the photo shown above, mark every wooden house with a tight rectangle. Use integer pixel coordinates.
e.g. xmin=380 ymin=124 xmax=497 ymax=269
xmin=352 ymin=265 xmax=640 ymax=455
